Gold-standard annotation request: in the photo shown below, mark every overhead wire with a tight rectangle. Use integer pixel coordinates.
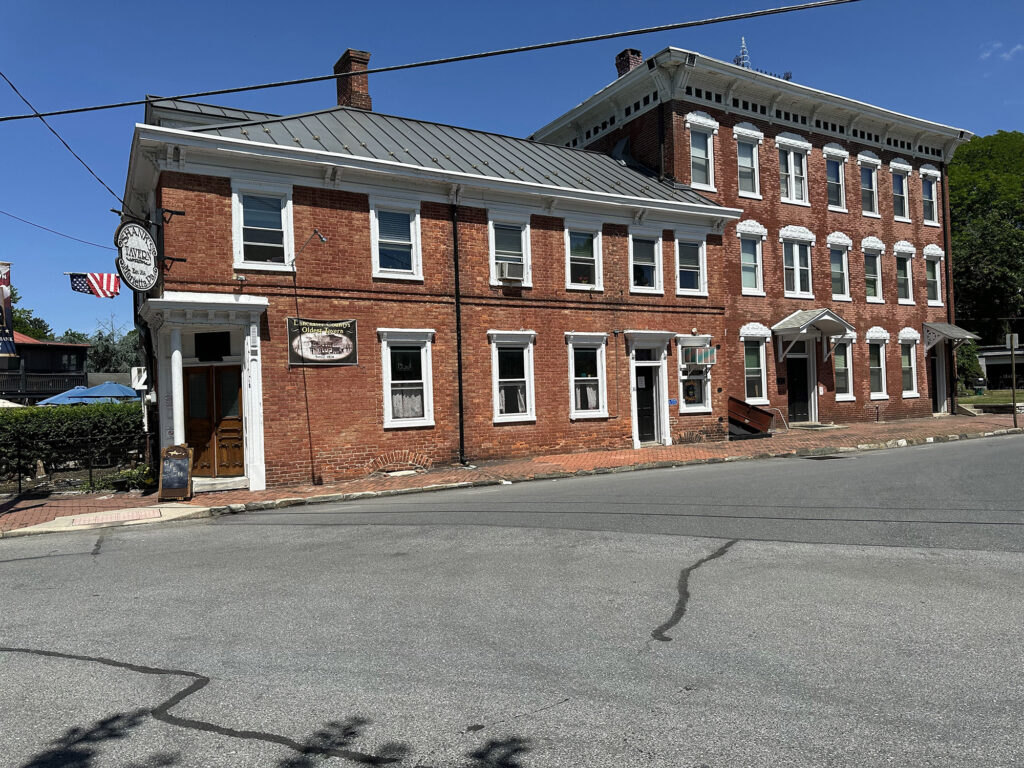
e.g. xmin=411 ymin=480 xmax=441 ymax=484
xmin=0 ymin=0 xmax=859 ymax=124
xmin=0 ymin=208 xmax=115 ymax=251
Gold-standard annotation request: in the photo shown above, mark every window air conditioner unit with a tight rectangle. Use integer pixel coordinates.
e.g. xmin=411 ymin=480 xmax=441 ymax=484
xmin=680 ymin=346 xmax=716 ymax=365
xmin=497 ymin=261 xmax=525 ymax=281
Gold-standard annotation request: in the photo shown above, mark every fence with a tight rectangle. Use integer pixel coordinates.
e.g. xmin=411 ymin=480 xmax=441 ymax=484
xmin=0 ymin=432 xmax=155 ymax=496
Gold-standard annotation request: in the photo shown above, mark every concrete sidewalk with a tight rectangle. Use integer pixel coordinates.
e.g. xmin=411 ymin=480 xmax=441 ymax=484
xmin=2 ymin=413 xmax=1019 ymax=539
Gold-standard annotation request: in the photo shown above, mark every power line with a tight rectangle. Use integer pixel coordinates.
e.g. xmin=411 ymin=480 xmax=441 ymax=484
xmin=0 ymin=208 xmax=115 ymax=251
xmin=0 ymin=70 xmax=127 ymax=208
xmin=0 ymin=0 xmax=859 ymax=124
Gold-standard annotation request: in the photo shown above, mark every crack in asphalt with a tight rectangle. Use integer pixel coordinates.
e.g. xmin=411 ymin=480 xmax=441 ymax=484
xmin=651 ymin=539 xmax=738 ymax=642
xmin=91 ymin=534 xmax=104 ymax=558
xmin=0 ymin=646 xmax=397 ymax=765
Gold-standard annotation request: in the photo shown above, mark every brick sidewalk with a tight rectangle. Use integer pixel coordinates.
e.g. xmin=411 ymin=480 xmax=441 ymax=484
xmin=2 ymin=413 xmax=1019 ymax=536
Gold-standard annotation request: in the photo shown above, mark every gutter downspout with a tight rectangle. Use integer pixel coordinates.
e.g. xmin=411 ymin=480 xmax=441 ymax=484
xmin=449 ymin=186 xmax=468 ymax=465
xmin=657 ymin=102 xmax=666 ymax=182
xmin=941 ymin=170 xmax=957 ymax=414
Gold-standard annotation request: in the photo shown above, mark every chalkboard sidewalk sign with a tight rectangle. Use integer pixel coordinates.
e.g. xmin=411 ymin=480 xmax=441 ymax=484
xmin=158 ymin=444 xmax=193 ymax=501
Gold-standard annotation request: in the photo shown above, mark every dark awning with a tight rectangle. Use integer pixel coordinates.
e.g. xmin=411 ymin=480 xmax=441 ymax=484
xmin=772 ymin=309 xmax=856 ymax=360
xmin=923 ymin=322 xmax=980 ymax=350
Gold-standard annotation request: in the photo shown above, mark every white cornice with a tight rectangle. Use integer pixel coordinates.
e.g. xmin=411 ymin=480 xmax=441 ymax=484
xmin=827 ymin=231 xmax=853 ymax=248
xmin=866 ymin=326 xmax=891 ymax=341
xmin=898 ymin=327 xmax=921 ymax=342
xmin=732 ymin=122 xmax=764 ymax=143
xmin=893 ymin=240 xmax=916 ymax=255
xmin=739 ymin=322 xmax=771 ymax=339
xmin=775 ymin=132 xmax=812 ymax=152
xmin=923 ymin=243 xmax=945 ymax=259
xmin=779 ymin=225 xmax=815 ymax=244
xmin=861 ymin=236 xmax=886 ymax=253
xmin=736 ymin=219 xmax=768 ymax=239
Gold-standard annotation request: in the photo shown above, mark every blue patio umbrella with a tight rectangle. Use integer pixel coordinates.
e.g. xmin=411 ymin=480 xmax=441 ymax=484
xmin=36 ymin=386 xmax=90 ymax=406
xmin=77 ymin=381 xmax=140 ymax=401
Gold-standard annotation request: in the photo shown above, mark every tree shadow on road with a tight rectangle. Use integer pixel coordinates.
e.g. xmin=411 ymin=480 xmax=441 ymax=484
xmin=17 ymin=709 xmax=179 ymax=768
xmin=466 ymin=736 xmax=531 ymax=768
xmin=275 ymin=716 xmax=409 ymax=766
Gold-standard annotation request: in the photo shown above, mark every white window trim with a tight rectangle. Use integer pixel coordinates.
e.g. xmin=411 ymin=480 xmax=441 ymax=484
xmin=675 ymin=238 xmax=708 ymax=297
xmin=733 ymin=123 xmax=763 ymax=200
xmin=489 ymin=330 xmax=537 ymax=424
xmin=686 ymin=112 xmax=719 ymax=192
xmin=829 ymin=244 xmax=851 ymax=301
xmin=858 ymin=154 xmax=881 ymax=217
xmin=370 ymin=198 xmax=423 ymax=281
xmin=488 ymin=213 xmax=532 ymax=288
xmin=566 ymin=332 xmax=609 ymax=419
xmin=899 ymin=334 xmax=920 ymax=398
xmin=833 ymin=338 xmax=856 ymax=402
xmin=629 ymin=229 xmax=663 ymax=295
xmin=780 ymin=228 xmax=815 ymax=299
xmin=741 ymin=336 xmax=770 ymax=406
xmin=867 ymin=333 xmax=889 ymax=400
xmin=920 ymin=170 xmax=940 ymax=226
xmin=231 ymin=179 xmax=295 ymax=272
xmin=564 ymin=225 xmax=604 ymax=292
xmin=738 ymin=231 xmax=765 ymax=296
xmin=863 ymin=239 xmax=885 ymax=303
xmin=824 ymin=153 xmax=848 ymax=213
xmin=676 ymin=334 xmax=714 ymax=414
xmin=778 ymin=145 xmax=810 ymax=206
xmin=924 ymin=246 xmax=945 ymax=306
xmin=891 ymin=167 xmax=912 ymax=223
xmin=378 ymin=328 xmax=435 ymax=428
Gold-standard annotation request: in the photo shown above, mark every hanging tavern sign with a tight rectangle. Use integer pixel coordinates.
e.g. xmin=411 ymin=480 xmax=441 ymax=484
xmin=114 ymin=221 xmax=160 ymax=292
xmin=287 ymin=317 xmax=358 ymax=366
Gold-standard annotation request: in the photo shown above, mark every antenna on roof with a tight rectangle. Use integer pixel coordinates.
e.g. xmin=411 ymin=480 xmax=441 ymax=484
xmin=734 ymin=37 xmax=752 ymax=69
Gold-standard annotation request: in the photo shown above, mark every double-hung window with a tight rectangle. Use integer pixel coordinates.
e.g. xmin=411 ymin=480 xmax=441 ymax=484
xmin=859 ymin=153 xmax=881 ymax=216
xmin=489 ymin=331 xmax=536 ymax=423
xmin=232 ymin=180 xmax=294 ymax=271
xmin=489 ymin=213 xmax=531 ymax=287
xmin=741 ymin=237 xmax=763 ymax=294
xmin=824 ymin=144 xmax=848 ymax=211
xmin=895 ymin=245 xmax=915 ymax=304
xmin=566 ymin=333 xmax=608 ymax=419
xmin=891 ymin=164 xmax=911 ymax=221
xmin=565 ymin=227 xmax=602 ymax=290
xmin=781 ymin=231 xmax=814 ymax=298
xmin=901 ymin=342 xmax=918 ymax=396
xmin=833 ymin=340 xmax=854 ymax=401
xmin=778 ymin=146 xmax=808 ymax=204
xmin=743 ymin=340 xmax=767 ymax=402
xmin=733 ymin=123 xmax=763 ymax=198
xmin=924 ymin=245 xmax=944 ymax=305
xmin=830 ymin=247 xmax=850 ymax=300
xmin=676 ymin=239 xmax=707 ymax=296
xmin=677 ymin=336 xmax=715 ymax=413
xmin=921 ymin=168 xmax=940 ymax=225
xmin=371 ymin=201 xmax=422 ymax=280
xmin=378 ymin=329 xmax=434 ymax=428
xmin=629 ymin=232 xmax=662 ymax=293
xmin=867 ymin=328 xmax=890 ymax=399
xmin=686 ymin=112 xmax=718 ymax=191
xmin=863 ymin=241 xmax=884 ymax=302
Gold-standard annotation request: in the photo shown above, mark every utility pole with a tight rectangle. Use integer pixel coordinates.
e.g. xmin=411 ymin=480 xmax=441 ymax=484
xmin=1011 ymin=330 xmax=1018 ymax=429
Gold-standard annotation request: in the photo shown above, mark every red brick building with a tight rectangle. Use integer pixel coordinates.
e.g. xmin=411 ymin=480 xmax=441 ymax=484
xmin=124 ymin=47 xmax=975 ymax=491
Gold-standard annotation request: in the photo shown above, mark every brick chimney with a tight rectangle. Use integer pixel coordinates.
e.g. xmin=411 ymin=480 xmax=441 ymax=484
xmin=334 ymin=49 xmax=372 ymax=110
xmin=615 ymin=49 xmax=643 ymax=78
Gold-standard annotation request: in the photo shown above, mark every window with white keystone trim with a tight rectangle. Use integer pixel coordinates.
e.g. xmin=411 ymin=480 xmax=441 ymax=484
xmin=891 ymin=165 xmax=910 ymax=221
xmin=824 ymin=145 xmax=848 ymax=211
xmin=741 ymin=237 xmax=763 ymax=294
xmin=566 ymin=334 xmax=608 ymax=419
xmin=859 ymin=154 xmax=880 ymax=216
xmin=379 ymin=329 xmax=434 ymax=428
xmin=565 ymin=227 xmax=602 ymax=291
xmin=490 ymin=331 xmax=536 ymax=423
xmin=371 ymin=201 xmax=422 ymax=280
xmin=733 ymin=124 xmax=763 ymax=198
xmin=901 ymin=340 xmax=918 ymax=397
xmin=925 ymin=247 xmax=944 ymax=305
xmin=488 ymin=213 xmax=531 ymax=287
xmin=867 ymin=330 xmax=889 ymax=399
xmin=779 ymin=146 xmax=808 ymax=204
xmin=830 ymin=246 xmax=850 ymax=300
xmin=232 ymin=180 xmax=295 ymax=271
xmin=922 ymin=171 xmax=939 ymax=224
xmin=629 ymin=231 xmax=662 ymax=293
xmin=744 ymin=340 xmax=767 ymax=402
xmin=686 ymin=112 xmax=718 ymax=191
xmin=677 ymin=336 xmax=714 ymax=413
xmin=833 ymin=340 xmax=854 ymax=400
xmin=864 ymin=248 xmax=883 ymax=302
xmin=676 ymin=240 xmax=707 ymax=296
xmin=783 ymin=241 xmax=813 ymax=297
xmin=895 ymin=251 xmax=914 ymax=304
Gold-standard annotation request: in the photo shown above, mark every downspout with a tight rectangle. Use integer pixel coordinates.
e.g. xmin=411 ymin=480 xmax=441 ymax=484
xmin=449 ymin=187 xmax=468 ymax=465
xmin=657 ymin=102 xmax=666 ymax=182
xmin=941 ymin=170 xmax=957 ymax=413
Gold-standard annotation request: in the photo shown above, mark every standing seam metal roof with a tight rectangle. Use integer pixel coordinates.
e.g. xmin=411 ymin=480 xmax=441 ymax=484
xmin=189 ymin=104 xmax=722 ymax=206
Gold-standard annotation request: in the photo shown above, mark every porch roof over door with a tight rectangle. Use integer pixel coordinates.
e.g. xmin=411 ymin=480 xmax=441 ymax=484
xmin=923 ymin=322 xmax=980 ymax=350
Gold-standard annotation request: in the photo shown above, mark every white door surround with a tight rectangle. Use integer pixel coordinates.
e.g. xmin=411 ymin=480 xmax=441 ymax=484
xmin=624 ymin=330 xmax=674 ymax=449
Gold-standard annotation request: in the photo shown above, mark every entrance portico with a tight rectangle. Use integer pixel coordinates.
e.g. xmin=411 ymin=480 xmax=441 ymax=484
xmin=140 ymin=291 xmax=269 ymax=492
xmin=625 ymin=330 xmax=675 ymax=449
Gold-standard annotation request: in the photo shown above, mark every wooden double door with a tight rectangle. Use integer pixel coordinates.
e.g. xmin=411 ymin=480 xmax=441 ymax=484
xmin=185 ymin=365 xmax=244 ymax=478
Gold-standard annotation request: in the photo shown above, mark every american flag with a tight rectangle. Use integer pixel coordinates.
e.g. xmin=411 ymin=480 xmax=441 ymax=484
xmin=70 ymin=272 xmax=121 ymax=298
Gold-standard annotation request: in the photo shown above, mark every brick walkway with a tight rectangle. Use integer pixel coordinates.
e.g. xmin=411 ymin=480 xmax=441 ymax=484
xmin=2 ymin=413 xmax=1018 ymax=536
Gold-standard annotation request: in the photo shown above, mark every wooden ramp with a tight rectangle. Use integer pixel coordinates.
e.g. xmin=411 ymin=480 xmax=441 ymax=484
xmin=728 ymin=396 xmax=774 ymax=439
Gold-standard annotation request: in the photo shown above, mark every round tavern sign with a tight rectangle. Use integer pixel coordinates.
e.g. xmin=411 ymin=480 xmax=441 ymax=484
xmin=114 ymin=222 xmax=160 ymax=292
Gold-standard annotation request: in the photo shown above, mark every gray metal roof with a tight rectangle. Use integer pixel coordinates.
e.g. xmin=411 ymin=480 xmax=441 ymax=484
xmin=923 ymin=322 xmax=979 ymax=341
xmin=772 ymin=309 xmax=855 ymax=336
xmin=145 ymin=97 xmax=280 ymax=126
xmin=192 ymin=105 xmax=723 ymax=206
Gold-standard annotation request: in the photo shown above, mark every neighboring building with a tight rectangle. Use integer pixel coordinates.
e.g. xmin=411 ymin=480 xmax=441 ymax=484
xmin=532 ymin=47 xmax=976 ymax=424
xmin=0 ymin=331 xmax=89 ymax=404
xmin=123 ymin=46 xmax=976 ymax=491
xmin=977 ymin=344 xmax=1024 ymax=389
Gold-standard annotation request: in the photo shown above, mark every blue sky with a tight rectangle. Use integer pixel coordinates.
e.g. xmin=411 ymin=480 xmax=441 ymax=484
xmin=1 ymin=0 xmax=1021 ymax=335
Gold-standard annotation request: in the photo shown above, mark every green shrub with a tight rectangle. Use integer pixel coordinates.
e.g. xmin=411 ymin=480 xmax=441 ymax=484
xmin=0 ymin=402 xmax=144 ymax=479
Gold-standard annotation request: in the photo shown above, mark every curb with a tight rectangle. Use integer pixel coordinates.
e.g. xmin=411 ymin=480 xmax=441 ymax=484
xmin=0 ymin=505 xmax=214 ymax=540
xmin=3 ymin=427 xmax=1021 ymax=539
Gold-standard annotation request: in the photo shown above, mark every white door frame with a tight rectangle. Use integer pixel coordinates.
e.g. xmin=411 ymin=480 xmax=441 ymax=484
xmin=934 ymin=340 xmax=948 ymax=413
xmin=625 ymin=331 xmax=674 ymax=449
xmin=784 ymin=340 xmax=818 ymax=423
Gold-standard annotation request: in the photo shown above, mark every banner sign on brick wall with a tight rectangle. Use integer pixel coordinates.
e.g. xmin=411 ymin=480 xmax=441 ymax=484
xmin=287 ymin=317 xmax=358 ymax=366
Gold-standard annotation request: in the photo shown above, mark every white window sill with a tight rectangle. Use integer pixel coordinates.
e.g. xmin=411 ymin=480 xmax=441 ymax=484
xmin=924 ymin=221 xmax=941 ymax=228
xmin=738 ymin=191 xmax=763 ymax=200
xmin=490 ymin=280 xmax=533 ymax=289
xmin=742 ymin=289 xmax=766 ymax=297
xmin=870 ymin=393 xmax=889 ymax=401
xmin=373 ymin=270 xmax=423 ymax=282
xmin=630 ymin=287 xmax=663 ymax=295
xmin=894 ymin=216 xmax=912 ymax=224
xmin=832 ymin=295 xmax=852 ymax=302
xmin=828 ymin=205 xmax=849 ymax=214
xmin=784 ymin=292 xmax=815 ymax=300
xmin=493 ymin=414 xmax=536 ymax=425
xmin=679 ymin=406 xmax=713 ymax=415
xmin=691 ymin=183 xmax=718 ymax=193
xmin=567 ymin=284 xmax=604 ymax=293
xmin=570 ymin=410 xmax=609 ymax=420
xmin=676 ymin=289 xmax=709 ymax=298
xmin=746 ymin=397 xmax=771 ymax=406
xmin=898 ymin=299 xmax=915 ymax=305
xmin=384 ymin=418 xmax=435 ymax=429
xmin=928 ymin=300 xmax=944 ymax=307
xmin=902 ymin=392 xmax=920 ymax=399
xmin=866 ymin=297 xmax=885 ymax=304
xmin=835 ymin=394 xmax=856 ymax=402
xmin=862 ymin=211 xmax=881 ymax=219
xmin=234 ymin=261 xmax=295 ymax=273
xmin=781 ymin=198 xmax=811 ymax=207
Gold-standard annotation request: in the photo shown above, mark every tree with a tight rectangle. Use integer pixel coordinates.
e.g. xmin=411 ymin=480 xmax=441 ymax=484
xmin=85 ymin=320 xmax=141 ymax=373
xmin=58 ymin=329 xmax=90 ymax=345
xmin=949 ymin=131 xmax=1024 ymax=343
xmin=8 ymin=286 xmax=54 ymax=340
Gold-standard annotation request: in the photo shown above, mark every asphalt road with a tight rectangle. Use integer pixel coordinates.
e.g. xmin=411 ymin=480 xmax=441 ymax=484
xmin=1 ymin=436 xmax=1022 ymax=767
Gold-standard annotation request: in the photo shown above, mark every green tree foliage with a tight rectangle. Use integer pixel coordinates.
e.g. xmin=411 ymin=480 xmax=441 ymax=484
xmin=86 ymin=323 xmax=141 ymax=372
xmin=9 ymin=286 xmax=54 ymax=340
xmin=949 ymin=131 xmax=1024 ymax=343
xmin=955 ymin=340 xmax=983 ymax=389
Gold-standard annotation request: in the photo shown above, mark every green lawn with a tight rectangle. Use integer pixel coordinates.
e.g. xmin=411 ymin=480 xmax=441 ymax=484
xmin=960 ymin=389 xmax=1021 ymax=405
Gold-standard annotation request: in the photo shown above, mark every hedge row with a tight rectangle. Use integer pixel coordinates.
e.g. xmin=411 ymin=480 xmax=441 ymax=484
xmin=0 ymin=402 xmax=145 ymax=478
